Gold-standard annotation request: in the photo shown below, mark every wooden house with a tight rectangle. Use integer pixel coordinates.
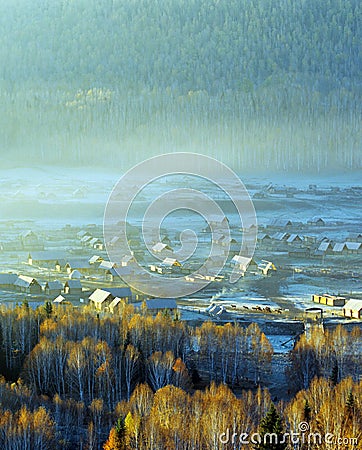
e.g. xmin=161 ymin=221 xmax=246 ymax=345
xmin=89 ymin=289 xmax=114 ymax=310
xmin=28 ymin=251 xmax=67 ymax=270
xmin=271 ymin=232 xmax=290 ymax=241
xmin=14 ymin=275 xmax=42 ymax=294
xmin=103 ymin=287 xmax=132 ymax=302
xmin=89 ymin=255 xmax=103 ymax=265
xmin=77 ymin=230 xmax=92 ymax=240
xmin=151 ymin=242 xmax=172 ymax=253
xmin=80 ymin=235 xmax=93 ymax=246
xmin=258 ymin=260 xmax=277 ymax=276
xmin=99 ymin=261 xmax=117 ymax=271
xmin=121 ymin=255 xmax=136 ymax=267
xmin=343 ymin=299 xmax=362 ymax=319
xmin=64 ymin=280 xmax=82 ymax=296
xmin=145 ymin=298 xmax=178 ymax=316
xmin=151 ymin=258 xmax=182 ymax=274
xmin=308 ymin=217 xmax=325 ymax=226
xmin=209 ymin=215 xmax=229 ymax=228
xmin=0 ymin=273 xmax=18 ymax=289
xmin=108 ymin=297 xmax=123 ymax=314
xmin=269 ymin=218 xmax=293 ymax=229
xmin=89 ymin=237 xmax=104 ymax=250
xmin=286 ymin=234 xmax=304 ymax=244
xmin=317 ymin=241 xmax=333 ymax=254
xmin=346 ymin=233 xmax=362 ymax=243
xmin=45 ymin=280 xmax=63 ymax=296
xmin=345 ymin=242 xmax=361 ymax=254
xmin=312 ymin=294 xmax=346 ymax=307
xmin=65 ymin=259 xmax=93 ymax=274
xmin=332 ymin=243 xmax=348 ymax=254
xmin=230 ymin=255 xmax=252 ymax=272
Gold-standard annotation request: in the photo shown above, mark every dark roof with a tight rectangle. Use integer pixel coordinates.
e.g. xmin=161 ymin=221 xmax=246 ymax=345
xmin=103 ymin=287 xmax=132 ymax=298
xmin=65 ymin=280 xmax=82 ymax=289
xmin=145 ymin=298 xmax=177 ymax=310
xmin=30 ymin=251 xmax=68 ymax=262
xmin=45 ymin=280 xmax=63 ymax=290
xmin=65 ymin=259 xmax=92 ymax=269
xmin=0 ymin=273 xmax=18 ymax=285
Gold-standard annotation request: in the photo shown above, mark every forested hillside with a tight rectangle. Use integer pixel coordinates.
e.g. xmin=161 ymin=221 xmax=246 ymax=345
xmin=0 ymin=0 xmax=360 ymax=170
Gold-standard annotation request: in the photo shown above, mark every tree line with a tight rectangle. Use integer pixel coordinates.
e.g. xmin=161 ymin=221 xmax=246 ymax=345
xmin=0 ymin=302 xmax=361 ymax=448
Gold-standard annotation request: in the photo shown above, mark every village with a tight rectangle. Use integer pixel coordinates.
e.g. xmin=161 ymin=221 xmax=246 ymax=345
xmin=0 ymin=179 xmax=361 ymax=329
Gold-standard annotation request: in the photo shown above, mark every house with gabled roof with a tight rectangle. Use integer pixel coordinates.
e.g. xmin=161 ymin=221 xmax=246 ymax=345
xmin=65 ymin=259 xmax=93 ymax=274
xmin=64 ymin=280 xmax=82 ymax=296
xmin=152 ymin=242 xmax=172 ymax=253
xmin=317 ymin=241 xmax=333 ymax=254
xmin=44 ymin=280 xmax=63 ymax=296
xmin=345 ymin=242 xmax=361 ymax=254
xmin=230 ymin=255 xmax=252 ymax=273
xmin=0 ymin=273 xmax=18 ymax=289
xmin=89 ymin=237 xmax=104 ymax=250
xmin=99 ymin=261 xmax=117 ymax=271
xmin=77 ymin=230 xmax=91 ymax=240
xmin=14 ymin=275 xmax=42 ymax=294
xmin=308 ymin=217 xmax=325 ymax=226
xmin=121 ymin=255 xmax=135 ymax=266
xmin=346 ymin=233 xmax=362 ymax=242
xmin=89 ymin=289 xmax=114 ymax=310
xmin=108 ymin=297 xmax=123 ymax=314
xmin=343 ymin=299 xmax=362 ymax=319
xmin=269 ymin=218 xmax=293 ymax=228
xmin=258 ymin=260 xmax=277 ymax=276
xmin=332 ymin=243 xmax=347 ymax=254
xmin=145 ymin=298 xmax=178 ymax=316
xmin=271 ymin=232 xmax=290 ymax=241
xmin=286 ymin=234 xmax=304 ymax=244
xmin=80 ymin=235 xmax=93 ymax=246
xmin=89 ymin=255 xmax=103 ymax=265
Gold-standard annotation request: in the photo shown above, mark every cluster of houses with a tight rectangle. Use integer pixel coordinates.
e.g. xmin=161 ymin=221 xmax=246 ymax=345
xmin=312 ymin=293 xmax=362 ymax=319
xmin=0 ymin=271 xmax=179 ymax=317
xmin=27 ymin=251 xmax=137 ymax=281
xmin=77 ymin=230 xmax=104 ymax=250
xmin=0 ymin=230 xmax=44 ymax=251
xmin=258 ymin=219 xmax=361 ymax=259
xmin=0 ymin=273 xmax=82 ymax=296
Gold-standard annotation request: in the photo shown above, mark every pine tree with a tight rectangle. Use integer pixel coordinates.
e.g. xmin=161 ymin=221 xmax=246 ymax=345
xmin=103 ymin=417 xmax=126 ymax=450
xmin=330 ymin=361 xmax=339 ymax=385
xmin=345 ymin=391 xmax=355 ymax=417
xmin=303 ymin=399 xmax=311 ymax=423
xmin=255 ymin=403 xmax=287 ymax=450
xmin=43 ymin=301 xmax=53 ymax=318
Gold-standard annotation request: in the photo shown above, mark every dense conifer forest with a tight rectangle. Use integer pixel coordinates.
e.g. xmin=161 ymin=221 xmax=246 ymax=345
xmin=0 ymin=0 xmax=360 ymax=170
